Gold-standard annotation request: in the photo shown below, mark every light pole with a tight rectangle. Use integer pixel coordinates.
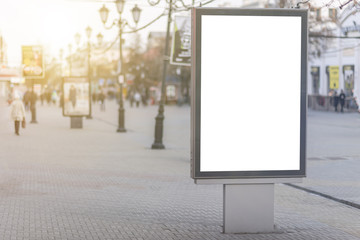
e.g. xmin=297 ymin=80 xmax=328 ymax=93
xmin=59 ymin=48 xmax=64 ymax=77
xmin=68 ymin=43 xmax=72 ymax=76
xmin=151 ymin=0 xmax=173 ymax=149
xmin=99 ymin=0 xmax=141 ymax=133
xmin=74 ymin=32 xmax=81 ymax=49
xmin=86 ymin=26 xmax=93 ymax=119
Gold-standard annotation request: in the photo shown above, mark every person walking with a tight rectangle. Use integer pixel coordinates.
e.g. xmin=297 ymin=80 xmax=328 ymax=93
xmin=69 ymin=85 xmax=77 ymax=109
xmin=10 ymin=93 xmax=26 ymax=136
xmin=134 ymin=91 xmax=141 ymax=108
xmin=98 ymin=90 xmax=106 ymax=111
xmin=23 ymin=90 xmax=31 ymax=111
xmin=339 ymin=89 xmax=346 ymax=113
xmin=333 ymin=91 xmax=339 ymax=112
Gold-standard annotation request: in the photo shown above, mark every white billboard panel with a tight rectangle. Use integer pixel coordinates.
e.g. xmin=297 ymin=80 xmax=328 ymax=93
xmin=191 ymin=9 xmax=307 ymax=179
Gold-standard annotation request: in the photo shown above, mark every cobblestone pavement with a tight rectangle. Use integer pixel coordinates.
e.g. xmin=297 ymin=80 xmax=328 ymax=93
xmin=0 ymin=99 xmax=359 ymax=239
xmin=296 ymin=110 xmax=360 ymax=207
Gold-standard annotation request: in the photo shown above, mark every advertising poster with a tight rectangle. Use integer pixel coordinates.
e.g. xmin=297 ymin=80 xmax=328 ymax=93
xmin=343 ymin=65 xmax=354 ymax=95
xmin=62 ymin=77 xmax=90 ymax=117
xmin=170 ymin=15 xmax=191 ymax=66
xmin=22 ymin=45 xmax=44 ymax=78
xmin=328 ymin=66 xmax=339 ymax=89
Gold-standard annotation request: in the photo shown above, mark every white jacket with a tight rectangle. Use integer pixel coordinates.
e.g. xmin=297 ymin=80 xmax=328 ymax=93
xmin=10 ymin=99 xmax=26 ymax=121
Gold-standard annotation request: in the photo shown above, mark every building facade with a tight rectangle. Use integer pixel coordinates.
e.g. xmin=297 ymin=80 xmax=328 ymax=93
xmin=308 ymin=4 xmax=360 ymax=110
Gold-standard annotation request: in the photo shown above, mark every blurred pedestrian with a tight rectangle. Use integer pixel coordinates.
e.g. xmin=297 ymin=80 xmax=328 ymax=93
xmin=7 ymin=91 xmax=13 ymax=105
xmin=10 ymin=93 xmax=26 ymax=136
xmin=339 ymin=89 xmax=346 ymax=113
xmin=46 ymin=90 xmax=51 ymax=105
xmin=59 ymin=91 xmax=64 ymax=108
xmin=98 ymin=90 xmax=106 ymax=111
xmin=51 ymin=90 xmax=58 ymax=105
xmin=92 ymin=92 xmax=97 ymax=103
xmin=134 ymin=91 xmax=141 ymax=108
xmin=69 ymin=85 xmax=77 ymax=109
xmin=333 ymin=91 xmax=339 ymax=112
xmin=40 ymin=92 xmax=45 ymax=105
xmin=23 ymin=90 xmax=31 ymax=111
xmin=129 ymin=91 xmax=134 ymax=107
xmin=30 ymin=91 xmax=37 ymax=114
xmin=141 ymin=90 xmax=148 ymax=106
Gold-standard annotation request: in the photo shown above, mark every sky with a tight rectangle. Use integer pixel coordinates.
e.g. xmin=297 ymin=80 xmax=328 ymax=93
xmin=0 ymin=0 xmax=242 ymax=67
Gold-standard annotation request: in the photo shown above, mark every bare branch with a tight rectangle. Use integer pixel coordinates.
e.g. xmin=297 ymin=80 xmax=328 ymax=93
xmin=296 ymin=0 xmax=310 ymax=8
xmin=339 ymin=0 xmax=353 ymax=9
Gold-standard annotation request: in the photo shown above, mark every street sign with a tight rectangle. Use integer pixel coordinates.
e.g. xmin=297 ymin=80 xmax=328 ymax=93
xmin=62 ymin=77 xmax=91 ymax=117
xmin=328 ymin=66 xmax=339 ymax=89
xmin=191 ymin=8 xmax=307 ymax=179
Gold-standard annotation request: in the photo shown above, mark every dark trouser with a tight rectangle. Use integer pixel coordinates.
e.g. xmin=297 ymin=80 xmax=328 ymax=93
xmin=14 ymin=121 xmax=20 ymax=134
xmin=340 ymin=103 xmax=344 ymax=112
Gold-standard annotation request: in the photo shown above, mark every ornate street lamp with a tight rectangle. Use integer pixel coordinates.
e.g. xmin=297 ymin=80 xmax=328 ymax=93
xmin=116 ymin=0 xmax=125 ymax=14
xmin=86 ymin=26 xmax=92 ymax=39
xmin=132 ymin=4 xmax=141 ymax=24
xmin=74 ymin=32 xmax=81 ymax=47
xmin=99 ymin=2 xmax=142 ymax=133
xmin=99 ymin=5 xmax=109 ymax=24
xmin=97 ymin=33 xmax=104 ymax=46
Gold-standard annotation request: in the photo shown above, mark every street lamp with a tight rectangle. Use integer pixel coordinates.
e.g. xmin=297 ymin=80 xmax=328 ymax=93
xmin=68 ymin=43 xmax=72 ymax=76
xmin=150 ymin=0 xmax=174 ymax=149
xmin=74 ymin=32 xmax=81 ymax=48
xmin=99 ymin=1 xmax=142 ymax=133
xmin=97 ymin=33 xmax=104 ymax=46
xmin=85 ymin=26 xmax=93 ymax=119
xmin=132 ymin=4 xmax=141 ymax=24
xmin=59 ymin=48 xmax=64 ymax=77
xmin=116 ymin=0 xmax=125 ymax=13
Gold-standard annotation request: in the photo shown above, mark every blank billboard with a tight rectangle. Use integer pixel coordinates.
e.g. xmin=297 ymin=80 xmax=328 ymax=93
xmin=62 ymin=77 xmax=91 ymax=117
xmin=191 ymin=8 xmax=307 ymax=179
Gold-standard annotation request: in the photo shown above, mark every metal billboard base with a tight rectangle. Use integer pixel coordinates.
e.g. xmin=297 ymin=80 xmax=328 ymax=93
xmin=196 ymin=178 xmax=302 ymax=234
xmin=70 ymin=117 xmax=83 ymax=129
xmin=223 ymin=184 xmax=274 ymax=233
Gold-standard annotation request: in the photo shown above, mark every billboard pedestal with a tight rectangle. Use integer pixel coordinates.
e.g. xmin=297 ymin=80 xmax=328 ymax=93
xmin=223 ymin=184 xmax=274 ymax=234
xmin=70 ymin=117 xmax=83 ymax=129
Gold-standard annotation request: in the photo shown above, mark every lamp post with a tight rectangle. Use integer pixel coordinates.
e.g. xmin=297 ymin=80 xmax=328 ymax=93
xmin=59 ymin=48 xmax=64 ymax=77
xmin=151 ymin=0 xmax=173 ymax=149
xmin=74 ymin=32 xmax=81 ymax=49
xmin=68 ymin=43 xmax=72 ymax=76
xmin=86 ymin=26 xmax=93 ymax=119
xmin=99 ymin=0 xmax=141 ymax=133
xmin=97 ymin=32 xmax=104 ymax=47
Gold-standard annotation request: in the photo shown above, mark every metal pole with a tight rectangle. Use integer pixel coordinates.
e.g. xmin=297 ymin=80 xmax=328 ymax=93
xmin=30 ymin=79 xmax=37 ymax=123
xmin=86 ymin=41 xmax=93 ymax=119
xmin=69 ymin=45 xmax=72 ymax=76
xmin=117 ymin=18 xmax=126 ymax=132
xmin=151 ymin=0 xmax=172 ymax=149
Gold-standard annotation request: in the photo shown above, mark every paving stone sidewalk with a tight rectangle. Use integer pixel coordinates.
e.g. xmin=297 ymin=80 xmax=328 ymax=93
xmin=0 ymin=99 xmax=359 ymax=239
xmin=294 ymin=110 xmax=360 ymax=207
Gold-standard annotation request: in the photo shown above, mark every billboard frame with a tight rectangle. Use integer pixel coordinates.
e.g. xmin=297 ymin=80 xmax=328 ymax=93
xmin=62 ymin=76 xmax=91 ymax=117
xmin=191 ymin=8 xmax=308 ymax=179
